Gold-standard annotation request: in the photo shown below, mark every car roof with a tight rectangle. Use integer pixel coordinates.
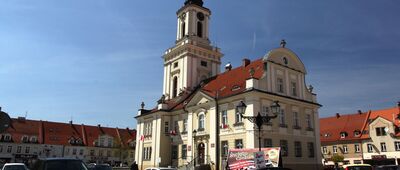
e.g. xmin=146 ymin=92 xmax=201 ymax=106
xmin=4 ymin=163 xmax=26 ymax=165
xmin=343 ymin=164 xmax=372 ymax=168
xmin=38 ymin=158 xmax=82 ymax=161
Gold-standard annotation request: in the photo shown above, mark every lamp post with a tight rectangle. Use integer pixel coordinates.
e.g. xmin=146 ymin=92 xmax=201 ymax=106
xmin=236 ymin=101 xmax=281 ymax=151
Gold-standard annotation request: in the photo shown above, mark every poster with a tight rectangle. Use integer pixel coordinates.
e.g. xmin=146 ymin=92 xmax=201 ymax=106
xmin=227 ymin=147 xmax=280 ymax=170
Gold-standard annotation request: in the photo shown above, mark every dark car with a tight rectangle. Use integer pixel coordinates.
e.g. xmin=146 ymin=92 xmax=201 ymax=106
xmin=257 ymin=168 xmax=292 ymax=170
xmin=375 ymin=165 xmax=400 ymax=170
xmin=31 ymin=158 xmax=88 ymax=170
xmin=88 ymin=164 xmax=112 ymax=170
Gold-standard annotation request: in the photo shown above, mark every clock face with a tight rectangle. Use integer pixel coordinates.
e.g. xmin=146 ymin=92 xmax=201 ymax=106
xmin=197 ymin=12 xmax=205 ymax=21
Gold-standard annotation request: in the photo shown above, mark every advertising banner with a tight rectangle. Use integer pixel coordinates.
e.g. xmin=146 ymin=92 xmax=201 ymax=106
xmin=227 ymin=147 xmax=280 ymax=170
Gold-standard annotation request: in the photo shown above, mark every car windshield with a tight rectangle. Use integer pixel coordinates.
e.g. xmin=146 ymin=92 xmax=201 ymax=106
xmin=94 ymin=165 xmax=112 ymax=170
xmin=3 ymin=165 xmax=26 ymax=170
xmin=45 ymin=160 xmax=88 ymax=170
xmin=346 ymin=166 xmax=372 ymax=170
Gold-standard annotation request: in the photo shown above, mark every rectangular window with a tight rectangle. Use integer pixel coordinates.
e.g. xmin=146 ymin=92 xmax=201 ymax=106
xmin=173 ymin=62 xmax=178 ymax=68
xmin=221 ymin=110 xmax=228 ymax=127
xmin=306 ymin=114 xmax=313 ymax=129
xmin=0 ymin=145 xmax=2 ymax=153
xmin=107 ymin=150 xmax=111 ymax=157
xmin=343 ymin=145 xmax=348 ymax=153
xmin=293 ymin=112 xmax=299 ymax=128
xmin=90 ymin=150 xmax=95 ymax=156
xmin=235 ymin=139 xmax=243 ymax=149
xmin=7 ymin=146 xmax=12 ymax=153
xmin=322 ymin=146 xmax=327 ymax=154
xmin=174 ymin=121 xmax=179 ymax=133
xmin=72 ymin=148 xmax=77 ymax=155
xmin=172 ymin=145 xmax=178 ymax=159
xmin=80 ymin=149 xmax=84 ymax=155
xmin=221 ymin=141 xmax=229 ymax=158
xmin=277 ymin=78 xmax=284 ymax=93
xmin=395 ymin=142 xmax=400 ymax=151
xmin=165 ymin=122 xmax=169 ymax=134
xmin=17 ymin=146 xmax=21 ymax=153
xmin=143 ymin=147 xmax=152 ymax=160
xmin=183 ymin=119 xmax=188 ymax=132
xmin=182 ymin=145 xmax=187 ymax=159
xmin=355 ymin=144 xmax=361 ymax=153
xmin=279 ymin=109 xmax=286 ymax=127
xmin=295 ymin=141 xmax=302 ymax=157
xmin=25 ymin=147 xmax=30 ymax=154
xmin=108 ymin=138 xmax=112 ymax=147
xmin=376 ymin=127 xmax=387 ymax=136
xmin=307 ymin=142 xmax=314 ymax=158
xmin=333 ymin=146 xmax=338 ymax=153
xmin=235 ymin=111 xmax=242 ymax=123
xmin=280 ymin=140 xmax=288 ymax=157
xmin=201 ymin=61 xmax=208 ymax=67
xmin=367 ymin=144 xmax=373 ymax=153
xmin=291 ymin=82 xmax=297 ymax=96
xmin=381 ymin=143 xmax=387 ymax=152
xmin=264 ymin=139 xmax=272 ymax=147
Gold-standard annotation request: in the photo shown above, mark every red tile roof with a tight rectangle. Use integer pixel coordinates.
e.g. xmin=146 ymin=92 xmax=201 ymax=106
xmin=142 ymin=59 xmax=265 ymax=114
xmin=320 ymin=106 xmax=400 ymax=143
xmin=2 ymin=118 xmax=136 ymax=147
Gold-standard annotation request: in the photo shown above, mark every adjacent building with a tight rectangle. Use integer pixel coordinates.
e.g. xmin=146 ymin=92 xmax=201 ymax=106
xmin=320 ymin=102 xmax=400 ymax=166
xmin=135 ymin=0 xmax=322 ymax=169
xmin=0 ymin=117 xmax=136 ymax=166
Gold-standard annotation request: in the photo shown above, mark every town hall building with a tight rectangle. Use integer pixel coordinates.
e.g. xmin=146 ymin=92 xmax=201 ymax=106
xmin=135 ymin=0 xmax=322 ymax=169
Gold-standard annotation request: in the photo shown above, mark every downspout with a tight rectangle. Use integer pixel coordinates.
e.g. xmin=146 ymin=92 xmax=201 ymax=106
xmin=215 ymin=91 xmax=220 ymax=170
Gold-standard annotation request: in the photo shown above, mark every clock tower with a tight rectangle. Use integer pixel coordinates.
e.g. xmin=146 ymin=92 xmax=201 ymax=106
xmin=162 ymin=0 xmax=223 ymax=99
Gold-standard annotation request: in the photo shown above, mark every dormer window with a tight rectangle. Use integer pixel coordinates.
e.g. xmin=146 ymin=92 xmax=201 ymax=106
xmin=68 ymin=137 xmax=76 ymax=145
xmin=30 ymin=136 xmax=38 ymax=143
xmin=323 ymin=133 xmax=330 ymax=138
xmin=4 ymin=134 xmax=11 ymax=142
xmin=354 ymin=130 xmax=361 ymax=137
xmin=21 ymin=136 xmax=29 ymax=143
xmin=340 ymin=132 xmax=347 ymax=139
xmin=76 ymin=138 xmax=83 ymax=145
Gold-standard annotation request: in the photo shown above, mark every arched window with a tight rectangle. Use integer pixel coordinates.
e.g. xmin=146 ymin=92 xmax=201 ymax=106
xmin=198 ymin=114 xmax=205 ymax=130
xmin=181 ymin=22 xmax=186 ymax=38
xmin=197 ymin=21 xmax=203 ymax=38
xmin=172 ymin=76 xmax=178 ymax=98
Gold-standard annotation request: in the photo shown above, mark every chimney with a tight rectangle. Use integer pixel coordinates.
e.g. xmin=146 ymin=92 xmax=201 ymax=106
xmin=81 ymin=124 xmax=88 ymax=146
xmin=336 ymin=113 xmax=340 ymax=118
xmin=0 ymin=107 xmax=2 ymax=111
xmin=358 ymin=110 xmax=362 ymax=114
xmin=398 ymin=101 xmax=400 ymax=107
xmin=242 ymin=58 xmax=250 ymax=67
xmin=225 ymin=63 xmax=232 ymax=71
xmin=69 ymin=120 xmax=73 ymax=125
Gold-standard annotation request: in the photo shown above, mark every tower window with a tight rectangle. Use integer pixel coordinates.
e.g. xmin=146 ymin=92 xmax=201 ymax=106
xmin=201 ymin=61 xmax=207 ymax=67
xmin=181 ymin=22 xmax=186 ymax=38
xmin=197 ymin=21 xmax=203 ymax=38
xmin=173 ymin=62 xmax=178 ymax=68
xmin=172 ymin=76 xmax=178 ymax=98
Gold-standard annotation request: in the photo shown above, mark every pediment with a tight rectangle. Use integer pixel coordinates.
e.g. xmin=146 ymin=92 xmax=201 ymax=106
xmin=185 ymin=91 xmax=214 ymax=108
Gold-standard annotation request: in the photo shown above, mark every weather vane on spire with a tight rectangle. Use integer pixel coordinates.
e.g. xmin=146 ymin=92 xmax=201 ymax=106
xmin=280 ymin=39 xmax=286 ymax=48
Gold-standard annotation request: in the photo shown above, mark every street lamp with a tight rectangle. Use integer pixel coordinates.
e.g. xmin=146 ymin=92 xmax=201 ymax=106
xmin=236 ymin=101 xmax=281 ymax=151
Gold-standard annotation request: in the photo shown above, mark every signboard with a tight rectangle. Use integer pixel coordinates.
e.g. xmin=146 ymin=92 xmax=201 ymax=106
xmin=372 ymin=155 xmax=387 ymax=160
xmin=227 ymin=147 xmax=280 ymax=170
xmin=254 ymin=151 xmax=266 ymax=169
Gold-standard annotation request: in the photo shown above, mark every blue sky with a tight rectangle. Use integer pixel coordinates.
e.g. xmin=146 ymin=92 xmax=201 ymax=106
xmin=0 ymin=0 xmax=399 ymax=128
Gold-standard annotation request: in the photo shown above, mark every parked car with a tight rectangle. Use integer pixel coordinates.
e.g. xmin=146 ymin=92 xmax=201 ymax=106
xmin=31 ymin=158 xmax=88 ymax=170
xmin=342 ymin=164 xmax=372 ymax=170
xmin=144 ymin=167 xmax=177 ymax=170
xmin=375 ymin=165 xmax=400 ymax=170
xmin=257 ymin=167 xmax=292 ymax=170
xmin=88 ymin=164 xmax=112 ymax=170
xmin=1 ymin=163 xmax=29 ymax=170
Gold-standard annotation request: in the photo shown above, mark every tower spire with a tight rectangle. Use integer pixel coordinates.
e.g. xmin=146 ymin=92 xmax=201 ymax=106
xmin=184 ymin=0 xmax=203 ymax=7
